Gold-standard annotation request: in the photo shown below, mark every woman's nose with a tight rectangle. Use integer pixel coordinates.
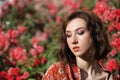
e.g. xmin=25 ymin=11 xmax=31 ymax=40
xmin=72 ymin=36 xmax=78 ymax=44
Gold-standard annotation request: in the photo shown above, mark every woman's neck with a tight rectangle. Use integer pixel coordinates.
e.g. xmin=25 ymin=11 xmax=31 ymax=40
xmin=76 ymin=57 xmax=101 ymax=74
xmin=76 ymin=57 xmax=109 ymax=79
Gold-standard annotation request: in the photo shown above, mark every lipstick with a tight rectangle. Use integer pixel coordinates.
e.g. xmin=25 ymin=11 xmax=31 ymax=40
xmin=73 ymin=46 xmax=80 ymax=52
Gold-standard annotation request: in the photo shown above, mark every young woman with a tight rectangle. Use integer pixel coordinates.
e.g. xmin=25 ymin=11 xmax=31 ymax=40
xmin=42 ymin=10 xmax=113 ymax=80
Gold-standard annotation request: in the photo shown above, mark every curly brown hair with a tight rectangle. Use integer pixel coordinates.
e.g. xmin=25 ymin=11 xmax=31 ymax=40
xmin=57 ymin=10 xmax=111 ymax=65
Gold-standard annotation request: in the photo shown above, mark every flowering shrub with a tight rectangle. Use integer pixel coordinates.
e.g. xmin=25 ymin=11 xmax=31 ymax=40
xmin=93 ymin=0 xmax=120 ymax=77
xmin=0 ymin=67 xmax=29 ymax=80
xmin=0 ymin=0 xmax=119 ymax=79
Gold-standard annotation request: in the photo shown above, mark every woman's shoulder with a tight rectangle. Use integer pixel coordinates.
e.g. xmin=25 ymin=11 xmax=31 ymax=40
xmin=42 ymin=62 xmax=68 ymax=80
xmin=47 ymin=62 xmax=64 ymax=70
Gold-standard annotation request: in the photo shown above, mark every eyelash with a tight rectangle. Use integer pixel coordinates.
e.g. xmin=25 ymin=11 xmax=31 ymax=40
xmin=78 ymin=31 xmax=84 ymax=35
xmin=66 ymin=31 xmax=84 ymax=38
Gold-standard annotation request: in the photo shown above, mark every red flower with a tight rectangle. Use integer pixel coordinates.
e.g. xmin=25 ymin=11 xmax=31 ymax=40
xmin=31 ymin=37 xmax=39 ymax=48
xmin=0 ymin=6 xmax=4 ymax=19
xmin=56 ymin=16 xmax=61 ymax=24
xmin=2 ymin=0 xmax=11 ymax=14
xmin=34 ymin=58 xmax=40 ymax=66
xmin=21 ymin=72 xmax=29 ymax=79
xmin=6 ymin=75 xmax=14 ymax=80
xmin=0 ymin=71 xmax=7 ymax=80
xmin=114 ymin=22 xmax=120 ymax=30
xmin=0 ymin=31 xmax=10 ymax=52
xmin=17 ymin=0 xmax=25 ymax=11
xmin=106 ymin=59 xmax=119 ymax=73
xmin=0 ymin=71 xmax=7 ymax=77
xmin=40 ymin=57 xmax=47 ymax=64
xmin=36 ymin=45 xmax=44 ymax=54
xmin=108 ymin=24 xmax=115 ymax=33
xmin=103 ymin=10 xmax=114 ymax=21
xmin=63 ymin=0 xmax=73 ymax=9
xmin=41 ymin=32 xmax=48 ymax=41
xmin=8 ymin=0 xmax=17 ymax=6
xmin=63 ymin=0 xmax=80 ymax=10
xmin=113 ymin=37 xmax=120 ymax=51
xmin=30 ymin=48 xmax=38 ymax=56
xmin=8 ymin=67 xmax=20 ymax=76
xmin=18 ymin=25 xmax=26 ymax=34
xmin=10 ymin=38 xmax=18 ymax=45
xmin=113 ymin=9 xmax=120 ymax=17
xmin=35 ymin=73 xmax=42 ymax=80
xmin=16 ymin=76 xmax=23 ymax=80
xmin=47 ymin=3 xmax=57 ymax=15
xmin=110 ymin=41 xmax=117 ymax=48
xmin=10 ymin=47 xmax=27 ymax=61
xmin=110 ymin=49 xmax=117 ymax=56
xmin=92 ymin=0 xmax=111 ymax=21
xmin=8 ymin=29 xmax=20 ymax=39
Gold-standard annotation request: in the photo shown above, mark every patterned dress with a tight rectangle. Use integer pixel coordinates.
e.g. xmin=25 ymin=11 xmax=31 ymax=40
xmin=42 ymin=62 xmax=113 ymax=80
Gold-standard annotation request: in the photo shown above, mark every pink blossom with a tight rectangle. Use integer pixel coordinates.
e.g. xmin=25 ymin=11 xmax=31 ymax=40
xmin=110 ymin=49 xmax=117 ymax=56
xmin=63 ymin=0 xmax=80 ymax=10
xmin=21 ymin=72 xmax=29 ymax=79
xmin=112 ymin=33 xmax=118 ymax=39
xmin=8 ymin=0 xmax=17 ymax=6
xmin=114 ymin=22 xmax=120 ymax=30
xmin=17 ymin=0 xmax=25 ymax=11
xmin=106 ymin=59 xmax=119 ymax=73
xmin=0 ymin=32 xmax=10 ymax=52
xmin=35 ymin=72 xmax=42 ymax=79
xmin=40 ymin=57 xmax=47 ymax=64
xmin=41 ymin=32 xmax=48 ymax=41
xmin=92 ymin=0 xmax=110 ymax=21
xmin=10 ymin=38 xmax=18 ymax=45
xmin=118 ymin=47 xmax=120 ymax=52
xmin=108 ymin=24 xmax=115 ymax=33
xmin=8 ymin=29 xmax=20 ymax=39
xmin=8 ymin=67 xmax=20 ymax=76
xmin=0 ymin=6 xmax=4 ymax=19
xmin=110 ymin=41 xmax=117 ymax=48
xmin=114 ymin=37 xmax=120 ymax=51
xmin=31 ymin=37 xmax=39 ymax=48
xmin=30 ymin=48 xmax=38 ymax=56
xmin=63 ymin=0 xmax=73 ymax=9
xmin=56 ymin=16 xmax=61 ymax=24
xmin=6 ymin=75 xmax=14 ymax=80
xmin=25 ymin=0 xmax=32 ymax=5
xmin=18 ymin=25 xmax=26 ymax=33
xmin=103 ymin=10 xmax=114 ymax=21
xmin=10 ymin=47 xmax=27 ymax=61
xmin=2 ymin=0 xmax=11 ymax=13
xmin=16 ymin=76 xmax=23 ymax=80
xmin=47 ymin=3 xmax=57 ymax=15
xmin=113 ymin=9 xmax=120 ymax=17
xmin=0 ymin=51 xmax=3 ymax=55
xmin=34 ymin=58 xmax=40 ymax=66
xmin=0 ymin=71 xmax=7 ymax=77
xmin=36 ymin=45 xmax=44 ymax=54
xmin=72 ymin=3 xmax=80 ymax=9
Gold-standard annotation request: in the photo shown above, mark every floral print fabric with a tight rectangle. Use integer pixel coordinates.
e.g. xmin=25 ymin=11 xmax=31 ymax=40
xmin=42 ymin=62 xmax=114 ymax=80
xmin=42 ymin=62 xmax=81 ymax=80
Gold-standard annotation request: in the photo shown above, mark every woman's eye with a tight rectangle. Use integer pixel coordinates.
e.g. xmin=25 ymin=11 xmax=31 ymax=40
xmin=66 ymin=34 xmax=71 ymax=38
xmin=78 ymin=31 xmax=84 ymax=35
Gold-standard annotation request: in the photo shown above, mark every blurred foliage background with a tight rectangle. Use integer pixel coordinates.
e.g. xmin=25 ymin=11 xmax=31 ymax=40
xmin=0 ymin=0 xmax=120 ymax=80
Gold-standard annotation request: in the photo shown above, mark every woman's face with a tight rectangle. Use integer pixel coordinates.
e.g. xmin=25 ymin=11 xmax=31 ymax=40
xmin=65 ymin=18 xmax=92 ymax=57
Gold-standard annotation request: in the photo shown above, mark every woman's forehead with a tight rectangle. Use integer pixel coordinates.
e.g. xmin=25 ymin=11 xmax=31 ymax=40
xmin=66 ymin=18 xmax=87 ymax=31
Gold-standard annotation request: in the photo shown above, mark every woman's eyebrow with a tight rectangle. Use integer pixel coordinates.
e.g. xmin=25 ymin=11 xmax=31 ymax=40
xmin=66 ymin=27 xmax=86 ymax=32
xmin=75 ymin=27 xmax=86 ymax=31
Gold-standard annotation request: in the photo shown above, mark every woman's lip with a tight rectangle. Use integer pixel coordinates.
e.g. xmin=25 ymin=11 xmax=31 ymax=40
xmin=73 ymin=46 xmax=80 ymax=49
xmin=73 ymin=46 xmax=80 ymax=52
